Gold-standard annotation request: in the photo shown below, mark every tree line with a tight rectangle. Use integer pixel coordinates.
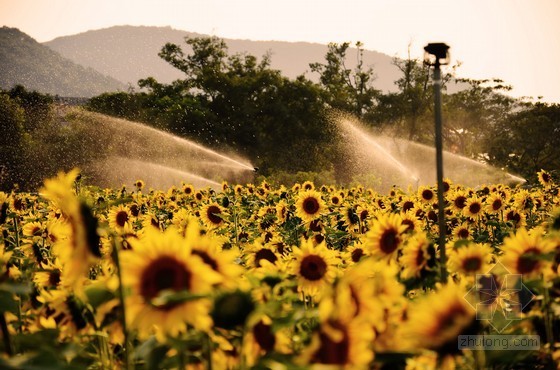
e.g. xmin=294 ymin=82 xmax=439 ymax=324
xmin=1 ymin=36 xmax=559 ymax=191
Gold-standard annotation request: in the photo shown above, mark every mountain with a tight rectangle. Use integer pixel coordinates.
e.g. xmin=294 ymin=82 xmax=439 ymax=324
xmin=0 ymin=27 xmax=127 ymax=97
xmin=44 ymin=25 xmax=402 ymax=92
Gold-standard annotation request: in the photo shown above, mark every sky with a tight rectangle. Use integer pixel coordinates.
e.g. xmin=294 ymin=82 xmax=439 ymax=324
xmin=1 ymin=0 xmax=560 ymax=103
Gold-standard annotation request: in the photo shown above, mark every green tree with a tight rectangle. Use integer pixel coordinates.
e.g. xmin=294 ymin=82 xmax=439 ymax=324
xmin=137 ymin=36 xmax=336 ymax=174
xmin=0 ymin=92 xmax=26 ymax=190
xmin=486 ymin=102 xmax=560 ymax=182
xmin=444 ymin=78 xmax=515 ymax=159
xmin=310 ymin=42 xmax=379 ymax=118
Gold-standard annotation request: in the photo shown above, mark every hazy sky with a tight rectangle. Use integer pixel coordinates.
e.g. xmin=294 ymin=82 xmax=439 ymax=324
xmin=1 ymin=0 xmax=559 ymax=103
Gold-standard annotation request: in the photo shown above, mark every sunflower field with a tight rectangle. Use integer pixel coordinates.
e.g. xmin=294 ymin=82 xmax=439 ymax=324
xmin=0 ymin=169 xmax=559 ymax=369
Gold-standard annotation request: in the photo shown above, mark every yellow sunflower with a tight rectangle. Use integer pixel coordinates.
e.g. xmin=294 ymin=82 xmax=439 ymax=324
xmin=449 ymin=190 xmax=469 ymax=215
xmin=463 ymin=195 xmax=484 ymax=219
xmin=290 ymin=238 xmax=339 ymax=298
xmin=447 ymin=242 xmax=493 ymax=277
xmin=200 ymin=202 xmax=227 ymax=229
xmin=185 ymin=223 xmax=243 ymax=288
xmin=121 ymin=228 xmax=222 ymax=338
xmin=107 ymin=204 xmax=132 ymax=231
xmin=403 ymin=283 xmax=476 ymax=354
xmin=298 ymin=317 xmax=374 ymax=369
xmin=400 ymin=232 xmax=437 ymax=279
xmin=501 ymin=227 xmax=556 ymax=279
xmin=40 ymin=169 xmax=101 ymax=288
xmin=363 ymin=213 xmax=407 ymax=263
xmin=295 ymin=190 xmax=326 ymax=223
xmin=537 ymin=169 xmax=554 ymax=188
xmin=244 ymin=240 xmax=282 ymax=270
xmin=485 ymin=192 xmax=506 ymax=214
xmin=451 ymin=222 xmax=473 ymax=240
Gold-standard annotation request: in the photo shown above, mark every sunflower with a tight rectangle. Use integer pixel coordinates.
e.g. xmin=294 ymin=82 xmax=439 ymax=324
xmin=302 ymin=180 xmax=315 ymax=191
xmin=449 ymin=190 xmax=469 ymax=214
xmin=400 ymin=232 xmax=436 ymax=279
xmin=200 ymin=202 xmax=227 ymax=229
xmin=451 ymin=222 xmax=472 ymax=240
xmin=134 ymin=179 xmax=145 ymax=191
xmin=242 ymin=315 xmax=292 ymax=367
xmin=295 ymin=190 xmax=326 ymax=224
xmin=418 ymin=186 xmax=436 ymax=204
xmin=342 ymin=205 xmax=360 ymax=232
xmin=121 ymin=228 xmax=222 ymax=338
xmin=463 ymin=195 xmax=484 ymax=219
xmin=403 ymin=283 xmax=476 ymax=354
xmin=363 ymin=213 xmax=407 ymax=263
xmin=447 ymin=242 xmax=493 ymax=277
xmin=504 ymin=208 xmax=527 ymax=229
xmin=537 ymin=169 xmax=554 ymax=188
xmin=485 ymin=192 xmax=506 ymax=214
xmin=275 ymin=200 xmax=289 ymax=224
xmin=501 ymin=227 xmax=556 ymax=279
xmin=341 ymin=243 xmax=370 ymax=265
xmin=185 ymin=223 xmax=242 ymax=288
xmin=400 ymin=210 xmax=422 ymax=234
xmin=290 ymin=238 xmax=339 ymax=298
xmin=107 ymin=204 xmax=132 ymax=231
xmin=41 ymin=169 xmax=101 ymax=288
xmin=181 ymin=183 xmax=195 ymax=197
xmin=298 ymin=317 xmax=374 ymax=368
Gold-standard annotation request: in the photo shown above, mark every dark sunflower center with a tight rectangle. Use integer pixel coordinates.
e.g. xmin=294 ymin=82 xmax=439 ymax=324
xmin=192 ymin=250 xmax=219 ymax=271
xmin=469 ymin=203 xmax=481 ymax=215
xmin=140 ymin=256 xmax=191 ymax=302
xmin=116 ymin=211 xmax=129 ymax=227
xmin=79 ymin=203 xmax=101 ymax=258
xmin=462 ymin=256 xmax=482 ymax=272
xmin=380 ymin=229 xmax=400 ymax=254
xmin=253 ymin=321 xmax=276 ymax=352
xmin=402 ymin=219 xmax=415 ymax=232
xmin=255 ymin=248 xmax=278 ymax=267
xmin=492 ymin=199 xmax=503 ymax=211
xmin=415 ymin=248 xmax=425 ymax=267
xmin=360 ymin=210 xmax=369 ymax=221
xmin=422 ymin=189 xmax=434 ymax=201
xmin=49 ymin=270 xmax=61 ymax=286
xmin=206 ymin=205 xmax=222 ymax=225
xmin=300 ymin=254 xmax=327 ymax=281
xmin=542 ymin=173 xmax=551 ymax=182
xmin=517 ymin=248 xmax=541 ymax=274
xmin=403 ymin=201 xmax=414 ymax=212
xmin=351 ymin=248 xmax=364 ymax=263
xmin=455 ymin=196 xmax=467 ymax=209
xmin=506 ymin=211 xmax=521 ymax=224
xmin=303 ymin=197 xmax=320 ymax=215
xmin=458 ymin=228 xmax=470 ymax=239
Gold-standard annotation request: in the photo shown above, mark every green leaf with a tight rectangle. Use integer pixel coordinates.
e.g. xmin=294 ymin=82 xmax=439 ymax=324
xmin=0 ymin=290 xmax=18 ymax=313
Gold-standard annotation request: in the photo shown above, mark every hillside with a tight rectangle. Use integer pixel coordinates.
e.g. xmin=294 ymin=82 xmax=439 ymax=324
xmin=0 ymin=27 xmax=127 ymax=97
xmin=44 ymin=25 xmax=402 ymax=92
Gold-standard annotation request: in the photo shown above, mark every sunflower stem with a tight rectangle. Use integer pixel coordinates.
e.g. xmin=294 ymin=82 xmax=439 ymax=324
xmin=112 ymin=236 xmax=132 ymax=370
xmin=205 ymin=332 xmax=213 ymax=370
xmin=0 ymin=312 xmax=13 ymax=356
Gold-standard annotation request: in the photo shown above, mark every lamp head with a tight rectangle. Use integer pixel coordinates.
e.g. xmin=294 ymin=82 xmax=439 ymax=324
xmin=424 ymin=43 xmax=450 ymax=66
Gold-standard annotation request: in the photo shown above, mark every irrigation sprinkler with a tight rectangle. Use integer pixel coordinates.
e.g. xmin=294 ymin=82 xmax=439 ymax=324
xmin=424 ymin=42 xmax=450 ymax=283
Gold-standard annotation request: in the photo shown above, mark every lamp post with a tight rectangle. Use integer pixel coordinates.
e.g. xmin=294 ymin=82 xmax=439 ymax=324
xmin=424 ymin=42 xmax=450 ymax=283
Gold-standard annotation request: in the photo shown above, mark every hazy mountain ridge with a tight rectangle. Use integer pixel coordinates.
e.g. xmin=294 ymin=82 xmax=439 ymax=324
xmin=44 ymin=25 xmax=402 ymax=91
xmin=0 ymin=27 xmax=127 ymax=97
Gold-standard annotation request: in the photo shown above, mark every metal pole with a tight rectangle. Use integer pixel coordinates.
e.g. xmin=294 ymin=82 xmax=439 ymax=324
xmin=433 ymin=61 xmax=447 ymax=283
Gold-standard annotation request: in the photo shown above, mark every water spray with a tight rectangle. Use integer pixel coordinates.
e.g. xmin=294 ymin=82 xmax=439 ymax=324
xmin=424 ymin=42 xmax=450 ymax=283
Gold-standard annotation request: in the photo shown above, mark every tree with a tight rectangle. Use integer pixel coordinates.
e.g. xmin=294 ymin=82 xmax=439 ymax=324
xmin=444 ymin=78 xmax=515 ymax=159
xmin=486 ymin=102 xmax=560 ymax=182
xmin=0 ymin=92 xmax=26 ymax=190
xmin=310 ymin=42 xmax=379 ymax=118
